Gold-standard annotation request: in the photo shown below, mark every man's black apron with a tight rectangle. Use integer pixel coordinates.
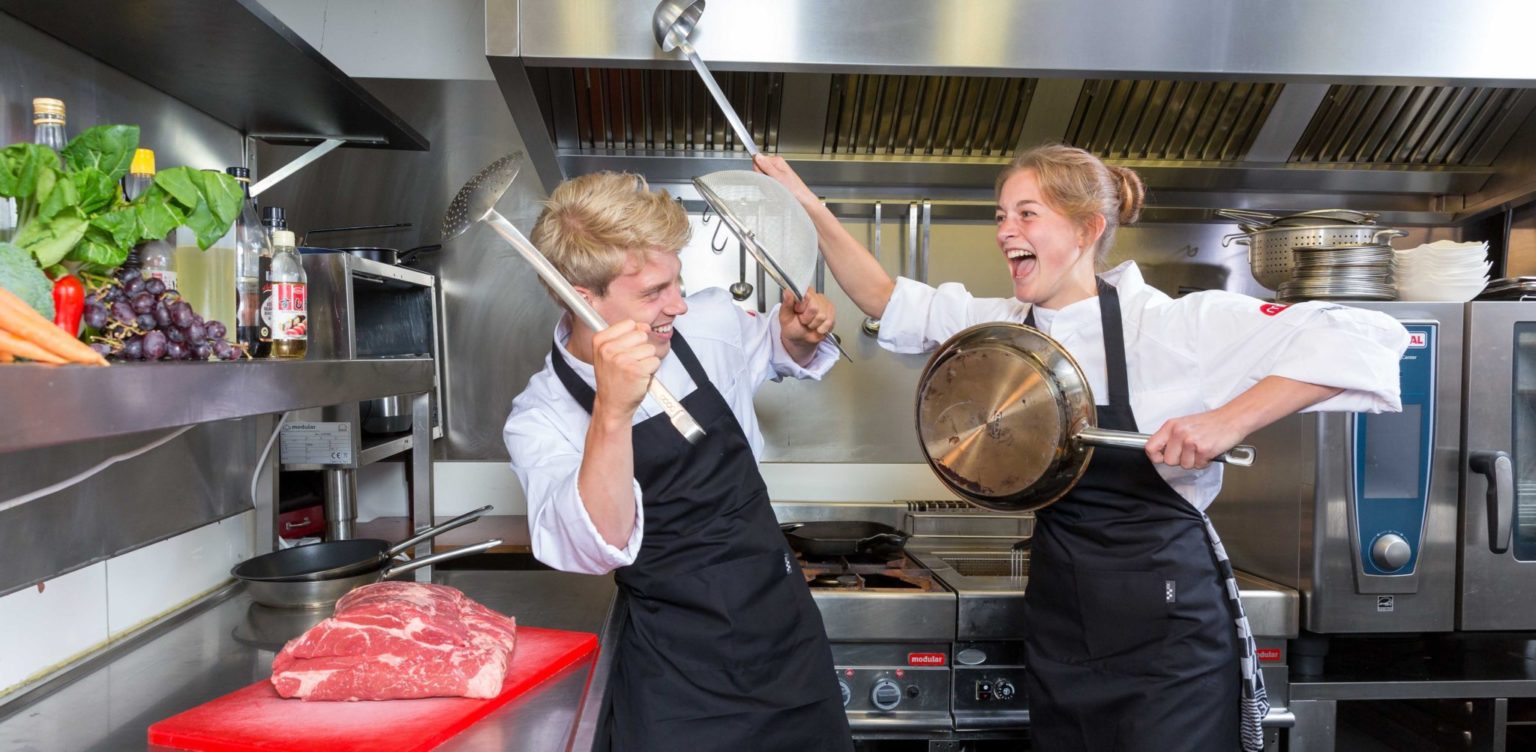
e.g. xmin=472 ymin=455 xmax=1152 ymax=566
xmin=552 ymin=332 xmax=852 ymax=752
xmin=1022 ymin=281 xmax=1266 ymax=751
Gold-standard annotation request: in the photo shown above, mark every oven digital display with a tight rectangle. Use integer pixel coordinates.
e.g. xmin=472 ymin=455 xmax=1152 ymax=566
xmin=1362 ymin=404 xmax=1423 ymax=499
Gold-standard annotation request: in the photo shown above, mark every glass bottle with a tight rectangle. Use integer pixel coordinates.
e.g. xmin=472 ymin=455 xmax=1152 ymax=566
xmin=226 ymin=167 xmax=271 ymax=357
xmin=122 ymin=149 xmax=177 ymax=288
xmin=32 ymin=98 xmax=67 ymax=164
xmin=267 ymin=229 xmax=307 ymax=359
xmin=258 ymin=205 xmax=285 ymax=357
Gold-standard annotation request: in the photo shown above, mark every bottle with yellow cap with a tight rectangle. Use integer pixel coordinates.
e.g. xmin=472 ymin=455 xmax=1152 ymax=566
xmin=32 ymin=97 xmax=67 ymax=164
xmin=123 ymin=148 xmax=177 ymax=288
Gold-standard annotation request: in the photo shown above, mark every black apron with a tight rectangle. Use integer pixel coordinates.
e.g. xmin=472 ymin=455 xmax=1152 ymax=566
xmin=1022 ymin=280 xmax=1262 ymax=751
xmin=552 ymin=332 xmax=852 ymax=752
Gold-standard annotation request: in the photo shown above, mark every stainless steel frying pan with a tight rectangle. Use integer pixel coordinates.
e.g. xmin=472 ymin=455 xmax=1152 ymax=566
xmin=916 ymin=323 xmax=1255 ymax=512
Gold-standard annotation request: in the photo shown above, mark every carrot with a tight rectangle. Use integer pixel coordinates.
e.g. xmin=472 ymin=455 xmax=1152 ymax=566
xmin=0 ymin=350 xmax=12 ymax=362
xmin=0 ymin=287 xmax=108 ymax=365
xmin=0 ymin=328 xmax=67 ymax=364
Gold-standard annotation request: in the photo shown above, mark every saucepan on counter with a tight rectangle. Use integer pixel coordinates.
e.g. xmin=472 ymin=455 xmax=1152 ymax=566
xmin=915 ymin=323 xmax=1256 ymax=513
xmin=780 ymin=521 xmax=909 ymax=558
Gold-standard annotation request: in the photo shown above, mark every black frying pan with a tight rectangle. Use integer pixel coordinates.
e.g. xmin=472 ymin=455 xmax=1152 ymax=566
xmin=780 ymin=521 xmax=909 ymax=558
xmin=232 ymin=505 xmax=491 ymax=582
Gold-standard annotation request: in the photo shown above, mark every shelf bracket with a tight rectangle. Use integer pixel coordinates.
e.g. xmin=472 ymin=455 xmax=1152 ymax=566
xmin=249 ymin=138 xmax=345 ymax=198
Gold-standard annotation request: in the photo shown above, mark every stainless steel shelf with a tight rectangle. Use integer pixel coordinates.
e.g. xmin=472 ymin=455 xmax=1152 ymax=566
xmin=0 ymin=359 xmax=434 ymax=454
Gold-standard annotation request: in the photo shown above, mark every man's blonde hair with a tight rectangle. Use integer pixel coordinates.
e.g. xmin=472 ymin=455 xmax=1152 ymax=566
xmin=530 ymin=171 xmax=690 ymax=298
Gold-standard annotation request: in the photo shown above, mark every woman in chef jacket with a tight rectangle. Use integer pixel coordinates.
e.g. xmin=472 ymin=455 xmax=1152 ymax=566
xmin=757 ymin=145 xmax=1408 ymax=752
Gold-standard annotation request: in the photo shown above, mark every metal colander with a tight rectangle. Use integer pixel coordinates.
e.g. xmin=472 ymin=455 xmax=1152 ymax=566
xmin=1224 ymin=225 xmax=1408 ymax=290
xmin=693 ymin=170 xmax=819 ymax=294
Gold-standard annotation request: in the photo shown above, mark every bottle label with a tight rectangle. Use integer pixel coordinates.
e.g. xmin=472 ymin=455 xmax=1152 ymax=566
xmin=146 ymin=270 xmax=178 ymax=290
xmin=271 ymin=283 xmax=307 ymax=342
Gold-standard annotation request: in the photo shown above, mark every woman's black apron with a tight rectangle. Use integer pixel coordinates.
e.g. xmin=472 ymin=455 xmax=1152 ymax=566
xmin=1022 ymin=281 xmax=1267 ymax=751
xmin=552 ymin=332 xmax=852 ymax=751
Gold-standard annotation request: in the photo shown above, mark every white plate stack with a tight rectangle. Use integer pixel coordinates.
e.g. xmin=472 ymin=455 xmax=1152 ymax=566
xmin=1394 ymin=240 xmax=1491 ymax=302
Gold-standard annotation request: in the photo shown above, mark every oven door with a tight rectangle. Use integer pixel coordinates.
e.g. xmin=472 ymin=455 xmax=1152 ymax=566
xmin=1459 ymin=302 xmax=1536 ymax=630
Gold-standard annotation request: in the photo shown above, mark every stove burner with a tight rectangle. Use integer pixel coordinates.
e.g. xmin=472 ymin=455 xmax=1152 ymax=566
xmin=810 ymin=573 xmax=863 ymax=589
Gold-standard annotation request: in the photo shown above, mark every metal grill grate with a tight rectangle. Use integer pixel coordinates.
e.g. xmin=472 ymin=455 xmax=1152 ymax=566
xmin=943 ymin=557 xmax=1029 ymax=577
xmin=822 ymin=74 xmax=1036 ymax=157
xmin=1291 ymin=85 xmax=1534 ymax=166
xmin=1065 ymin=80 xmax=1284 ymax=161
xmin=537 ymin=67 xmax=782 ymax=152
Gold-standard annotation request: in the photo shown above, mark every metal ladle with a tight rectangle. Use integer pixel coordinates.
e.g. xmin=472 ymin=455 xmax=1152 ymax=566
xmin=653 ymin=0 xmax=758 ymax=156
xmin=861 ymin=201 xmax=882 ymax=337
xmin=443 ymin=153 xmax=706 ymax=444
xmin=730 ymin=238 xmax=753 ymax=301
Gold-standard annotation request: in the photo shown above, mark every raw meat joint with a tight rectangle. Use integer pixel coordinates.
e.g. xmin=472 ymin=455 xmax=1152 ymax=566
xmin=271 ymin=582 xmax=518 ymax=701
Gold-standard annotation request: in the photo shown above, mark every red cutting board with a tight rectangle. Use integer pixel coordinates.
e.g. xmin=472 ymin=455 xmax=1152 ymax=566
xmin=147 ymin=626 xmax=598 ymax=752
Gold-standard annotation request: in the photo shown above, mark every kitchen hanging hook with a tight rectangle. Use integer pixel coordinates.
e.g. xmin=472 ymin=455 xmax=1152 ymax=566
xmin=701 ymin=203 xmax=715 ymax=225
xmin=710 ymin=220 xmax=729 ymax=254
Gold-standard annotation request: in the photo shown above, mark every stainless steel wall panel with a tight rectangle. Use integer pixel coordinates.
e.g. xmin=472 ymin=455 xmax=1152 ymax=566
xmin=0 ymin=423 xmax=257 ymax=597
xmin=256 ymin=78 xmax=553 ymax=460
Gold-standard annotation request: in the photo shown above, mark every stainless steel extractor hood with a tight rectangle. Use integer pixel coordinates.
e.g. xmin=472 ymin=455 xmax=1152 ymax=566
xmin=487 ymin=0 xmax=1536 ymax=225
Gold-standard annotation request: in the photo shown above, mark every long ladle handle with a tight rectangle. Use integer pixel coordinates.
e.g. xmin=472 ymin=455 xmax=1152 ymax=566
xmin=482 ymin=210 xmax=707 ymax=444
xmin=1077 ymin=426 xmax=1256 ymax=467
xmin=385 ymin=504 xmax=492 ymax=558
xmin=676 ymin=40 xmax=760 ymax=156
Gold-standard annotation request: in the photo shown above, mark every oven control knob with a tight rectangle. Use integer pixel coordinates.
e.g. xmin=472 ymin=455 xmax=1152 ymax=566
xmin=994 ymin=678 xmax=1017 ymax=700
xmin=838 ymin=679 xmax=851 ymax=708
xmin=871 ymin=679 xmax=902 ymax=711
xmin=1371 ymin=534 xmax=1412 ymax=572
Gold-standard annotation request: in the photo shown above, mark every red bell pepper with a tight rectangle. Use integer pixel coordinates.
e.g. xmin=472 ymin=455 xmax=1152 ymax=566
xmin=51 ymin=273 xmax=84 ymax=336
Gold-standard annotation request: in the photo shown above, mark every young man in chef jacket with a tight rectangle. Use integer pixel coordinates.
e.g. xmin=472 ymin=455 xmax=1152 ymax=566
xmin=503 ymin=172 xmax=854 ymax=750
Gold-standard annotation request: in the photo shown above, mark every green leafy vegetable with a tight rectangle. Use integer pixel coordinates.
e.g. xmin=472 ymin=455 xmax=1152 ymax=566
xmin=0 ymin=125 xmax=241 ymax=282
xmin=62 ymin=125 xmax=139 ymax=184
xmin=0 ymin=242 xmax=55 ymax=320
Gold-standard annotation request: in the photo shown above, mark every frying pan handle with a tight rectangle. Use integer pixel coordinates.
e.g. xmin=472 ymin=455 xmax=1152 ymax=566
xmin=857 ymin=531 xmax=908 ymax=554
xmin=382 ymin=539 xmax=503 ymax=578
xmin=386 ymin=504 xmax=492 ymax=558
xmin=482 ymin=210 xmax=706 ymax=444
xmin=1077 ymin=427 xmax=1256 ymax=467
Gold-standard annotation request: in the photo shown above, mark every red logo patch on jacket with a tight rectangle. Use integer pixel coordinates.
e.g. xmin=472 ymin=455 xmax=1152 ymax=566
xmin=1259 ymin=303 xmax=1289 ymax=317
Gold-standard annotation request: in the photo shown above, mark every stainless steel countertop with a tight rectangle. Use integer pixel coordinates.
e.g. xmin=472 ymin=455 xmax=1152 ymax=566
xmin=0 ymin=570 xmax=617 ymax=752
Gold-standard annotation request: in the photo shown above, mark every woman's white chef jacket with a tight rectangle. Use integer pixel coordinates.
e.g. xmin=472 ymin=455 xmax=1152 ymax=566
xmin=877 ymin=261 xmax=1410 ymax=511
xmin=503 ymin=287 xmax=840 ymax=575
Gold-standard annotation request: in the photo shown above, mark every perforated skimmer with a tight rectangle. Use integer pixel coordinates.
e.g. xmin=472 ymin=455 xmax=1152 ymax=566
xmin=443 ymin=153 xmax=706 ymax=443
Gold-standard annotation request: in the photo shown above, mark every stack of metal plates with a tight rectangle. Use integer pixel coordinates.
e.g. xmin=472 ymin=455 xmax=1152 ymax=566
xmin=1276 ymin=244 xmax=1396 ymax=303
xmin=1476 ymin=277 xmax=1536 ymax=301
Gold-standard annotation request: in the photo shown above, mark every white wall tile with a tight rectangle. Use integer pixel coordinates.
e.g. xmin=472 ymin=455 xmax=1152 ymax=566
xmin=0 ymin=563 xmax=107 ymax=693
xmin=105 ymin=512 xmax=254 ymax=637
xmin=434 ymin=461 xmax=527 ymax=516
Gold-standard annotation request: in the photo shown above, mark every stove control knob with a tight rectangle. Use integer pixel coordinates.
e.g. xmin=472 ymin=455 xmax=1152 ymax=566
xmin=1371 ymin=533 xmax=1412 ymax=572
xmin=994 ymin=679 xmax=1017 ymax=701
xmin=871 ymin=679 xmax=902 ymax=711
xmin=838 ymin=679 xmax=851 ymax=708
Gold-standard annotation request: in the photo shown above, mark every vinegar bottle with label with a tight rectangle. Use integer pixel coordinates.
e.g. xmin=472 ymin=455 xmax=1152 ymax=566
xmin=226 ymin=167 xmax=271 ymax=357
xmin=267 ymin=229 xmax=308 ymax=359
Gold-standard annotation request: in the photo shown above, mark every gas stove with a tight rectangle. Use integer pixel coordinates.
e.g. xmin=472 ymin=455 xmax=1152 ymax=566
xmin=777 ymin=499 xmax=1301 ymax=747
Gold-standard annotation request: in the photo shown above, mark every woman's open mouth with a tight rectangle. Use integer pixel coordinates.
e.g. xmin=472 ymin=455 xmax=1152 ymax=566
xmin=1006 ymin=248 xmax=1037 ymax=280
